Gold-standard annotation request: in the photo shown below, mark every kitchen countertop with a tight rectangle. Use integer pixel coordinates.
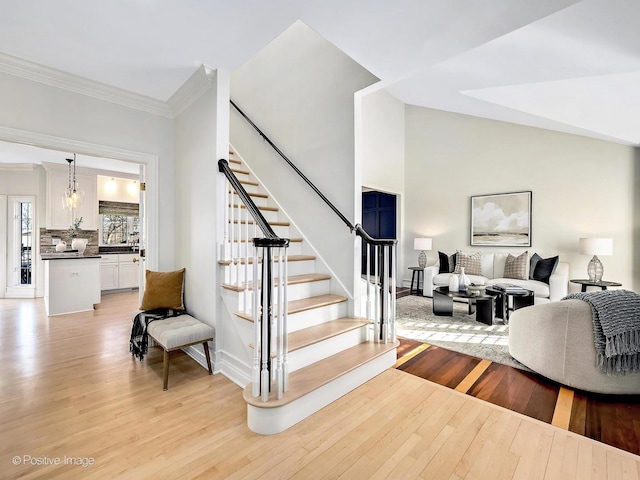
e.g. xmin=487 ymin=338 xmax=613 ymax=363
xmin=41 ymin=254 xmax=102 ymax=260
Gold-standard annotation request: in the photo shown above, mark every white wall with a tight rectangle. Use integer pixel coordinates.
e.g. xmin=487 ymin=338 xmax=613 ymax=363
xmin=97 ymin=175 xmax=140 ymax=203
xmin=174 ymin=67 xmax=229 ymax=343
xmin=0 ymin=71 xmax=176 ymax=271
xmin=404 ymin=105 xmax=638 ymax=292
xmin=357 ymin=89 xmax=406 ymax=281
xmin=359 ymin=90 xmax=405 ymax=194
xmin=230 ymin=21 xmax=378 ymax=300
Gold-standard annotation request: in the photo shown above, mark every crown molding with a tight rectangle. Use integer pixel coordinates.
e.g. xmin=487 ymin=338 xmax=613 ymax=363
xmin=0 ymin=163 xmax=37 ymax=171
xmin=168 ymin=65 xmax=217 ymax=117
xmin=0 ymin=52 xmax=173 ymax=118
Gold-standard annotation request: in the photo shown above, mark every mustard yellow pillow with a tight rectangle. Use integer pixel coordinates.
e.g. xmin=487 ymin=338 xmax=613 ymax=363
xmin=139 ymin=268 xmax=185 ymax=311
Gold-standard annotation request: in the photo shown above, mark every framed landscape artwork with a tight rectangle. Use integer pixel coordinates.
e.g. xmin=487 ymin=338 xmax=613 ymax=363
xmin=471 ymin=191 xmax=532 ymax=246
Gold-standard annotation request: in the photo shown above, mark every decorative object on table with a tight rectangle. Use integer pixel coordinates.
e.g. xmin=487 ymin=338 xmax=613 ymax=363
xmin=413 ymin=237 xmax=432 ymax=268
xmin=448 ymin=273 xmax=459 ymax=292
xmin=55 ymin=241 xmax=67 ymax=252
xmin=579 ymin=237 xmax=612 ymax=282
xmin=69 ymin=217 xmax=86 ymax=254
xmin=467 ymin=284 xmax=486 ymax=296
xmin=61 ymin=153 xmax=85 ymax=210
xmin=68 ymin=217 xmax=84 ymax=237
xmin=71 ymin=238 xmax=88 ymax=254
xmin=458 ymin=267 xmax=470 ymax=292
xmin=470 ymin=191 xmax=532 ymax=246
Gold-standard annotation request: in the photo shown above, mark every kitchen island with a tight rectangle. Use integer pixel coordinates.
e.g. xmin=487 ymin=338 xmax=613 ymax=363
xmin=42 ymin=254 xmax=102 ymax=316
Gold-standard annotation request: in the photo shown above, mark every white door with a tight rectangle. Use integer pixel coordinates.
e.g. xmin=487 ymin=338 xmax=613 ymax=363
xmin=137 ymin=164 xmax=146 ymax=303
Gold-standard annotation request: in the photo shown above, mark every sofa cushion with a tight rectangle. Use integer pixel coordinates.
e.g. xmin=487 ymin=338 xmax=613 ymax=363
xmin=438 ymin=251 xmax=456 ymax=274
xmin=453 ymin=251 xmax=482 ymax=275
xmin=529 ymin=253 xmax=542 ymax=279
xmin=504 ymin=251 xmax=529 ymax=280
xmin=532 ymin=255 xmax=559 ymax=284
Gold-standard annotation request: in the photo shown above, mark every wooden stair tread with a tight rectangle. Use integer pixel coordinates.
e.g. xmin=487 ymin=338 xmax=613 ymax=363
xmin=288 ymin=317 xmax=369 ymax=352
xmin=230 ymin=219 xmax=289 ymax=226
xmin=230 ymin=190 xmax=268 ymax=199
xmin=218 ymin=254 xmax=315 ymax=266
xmin=222 ymin=273 xmax=330 ymax=292
xmin=228 ymin=237 xmax=302 ymax=244
xmin=239 ymin=179 xmax=259 ymax=187
xmin=231 ymin=167 xmax=250 ymax=175
xmin=243 ymin=341 xmax=398 ymax=408
xmin=230 ymin=204 xmax=278 ymax=212
xmin=234 ymin=294 xmax=347 ymax=321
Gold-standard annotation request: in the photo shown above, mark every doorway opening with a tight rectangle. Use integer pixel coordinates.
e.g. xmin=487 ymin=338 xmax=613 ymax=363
xmin=361 ymin=190 xmax=397 ymax=275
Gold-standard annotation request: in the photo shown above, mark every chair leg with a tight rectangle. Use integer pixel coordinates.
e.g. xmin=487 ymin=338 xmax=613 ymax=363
xmin=203 ymin=342 xmax=213 ymax=375
xmin=163 ymin=349 xmax=170 ymax=391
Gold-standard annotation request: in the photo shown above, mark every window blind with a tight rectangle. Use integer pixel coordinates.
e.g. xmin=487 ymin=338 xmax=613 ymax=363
xmin=98 ymin=201 xmax=139 ymax=216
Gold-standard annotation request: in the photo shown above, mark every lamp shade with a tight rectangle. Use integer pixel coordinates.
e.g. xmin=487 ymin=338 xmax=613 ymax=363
xmin=414 ymin=237 xmax=432 ymax=251
xmin=579 ymin=238 xmax=613 ymax=256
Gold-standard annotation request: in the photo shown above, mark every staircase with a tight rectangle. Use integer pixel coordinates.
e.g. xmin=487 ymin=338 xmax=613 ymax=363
xmin=219 ymin=148 xmax=398 ymax=435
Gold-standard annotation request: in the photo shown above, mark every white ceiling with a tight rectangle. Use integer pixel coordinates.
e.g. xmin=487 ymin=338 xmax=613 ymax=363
xmin=0 ymin=0 xmax=639 ymax=147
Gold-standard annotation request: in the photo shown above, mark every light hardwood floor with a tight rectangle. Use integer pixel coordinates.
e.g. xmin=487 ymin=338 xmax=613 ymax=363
xmin=1 ymin=292 xmax=639 ymax=479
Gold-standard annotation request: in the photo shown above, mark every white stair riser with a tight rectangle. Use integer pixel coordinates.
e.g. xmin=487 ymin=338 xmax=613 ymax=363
xmin=223 ymin=240 xmax=302 ymax=258
xmin=231 ymin=193 xmax=269 ymax=208
xmin=287 ymin=302 xmax=348 ymax=332
xmin=228 ymin=224 xmax=290 ymax=240
xmin=246 ymin=348 xmax=397 ymax=435
xmin=220 ymin=278 xmax=332 ymax=312
xmin=287 ymin=326 xmax=368 ymax=372
xmin=227 ymin=208 xmax=279 ymax=224
xmin=237 ymin=302 xmax=347 ymax=330
xmin=225 ymin=259 xmax=315 ymax=281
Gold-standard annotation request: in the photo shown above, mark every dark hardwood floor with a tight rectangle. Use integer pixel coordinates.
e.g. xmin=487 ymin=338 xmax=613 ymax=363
xmin=395 ymin=337 xmax=640 ymax=457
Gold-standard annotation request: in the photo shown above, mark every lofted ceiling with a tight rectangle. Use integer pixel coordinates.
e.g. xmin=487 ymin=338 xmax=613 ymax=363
xmin=0 ymin=0 xmax=639 ymax=147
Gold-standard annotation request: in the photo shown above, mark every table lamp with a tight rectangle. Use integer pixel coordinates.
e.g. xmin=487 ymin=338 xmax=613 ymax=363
xmin=579 ymin=237 xmax=612 ymax=282
xmin=414 ymin=237 xmax=432 ymax=269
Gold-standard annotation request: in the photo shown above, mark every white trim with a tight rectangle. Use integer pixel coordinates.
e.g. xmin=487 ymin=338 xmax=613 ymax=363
xmin=167 ymin=65 xmax=217 ymax=117
xmin=0 ymin=126 xmax=159 ymax=272
xmin=0 ymin=52 xmax=173 ymax=118
xmin=0 ymin=163 xmax=38 ymax=171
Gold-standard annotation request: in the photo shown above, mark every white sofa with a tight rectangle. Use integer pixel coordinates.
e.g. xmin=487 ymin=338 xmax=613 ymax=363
xmin=423 ymin=253 xmax=569 ymax=304
xmin=509 ymin=299 xmax=640 ymax=394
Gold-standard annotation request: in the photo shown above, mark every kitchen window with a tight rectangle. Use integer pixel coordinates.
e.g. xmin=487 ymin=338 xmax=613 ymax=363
xmin=98 ymin=201 xmax=139 ymax=246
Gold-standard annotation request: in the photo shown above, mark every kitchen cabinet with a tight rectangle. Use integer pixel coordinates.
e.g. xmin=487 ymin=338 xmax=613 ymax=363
xmin=43 ymin=255 xmax=101 ymax=315
xmin=100 ymin=253 xmax=139 ymax=291
xmin=45 ymin=167 xmax=98 ymax=230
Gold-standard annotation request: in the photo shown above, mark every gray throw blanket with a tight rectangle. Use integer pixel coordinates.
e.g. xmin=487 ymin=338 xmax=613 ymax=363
xmin=563 ymin=290 xmax=640 ymax=375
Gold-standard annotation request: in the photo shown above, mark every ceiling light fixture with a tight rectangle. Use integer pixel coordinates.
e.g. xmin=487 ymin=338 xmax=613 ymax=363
xmin=61 ymin=153 xmax=84 ymax=210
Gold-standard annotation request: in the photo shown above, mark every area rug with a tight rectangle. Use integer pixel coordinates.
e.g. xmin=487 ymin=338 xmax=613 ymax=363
xmin=396 ymin=294 xmax=530 ymax=371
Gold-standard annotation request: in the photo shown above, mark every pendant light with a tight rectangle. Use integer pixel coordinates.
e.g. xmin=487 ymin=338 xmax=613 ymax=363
xmin=61 ymin=153 xmax=85 ymax=210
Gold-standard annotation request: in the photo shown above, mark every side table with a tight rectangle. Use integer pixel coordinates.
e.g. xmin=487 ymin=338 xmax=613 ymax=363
xmin=570 ymin=279 xmax=622 ymax=292
xmin=409 ymin=267 xmax=424 ymax=295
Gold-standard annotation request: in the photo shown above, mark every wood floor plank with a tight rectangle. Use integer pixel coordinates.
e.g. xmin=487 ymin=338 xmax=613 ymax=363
xmin=1 ymin=296 xmax=639 ymax=480
xmin=552 ymin=387 xmax=575 ymax=429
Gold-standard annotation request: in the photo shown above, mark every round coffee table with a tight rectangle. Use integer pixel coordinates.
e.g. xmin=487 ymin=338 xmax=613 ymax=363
xmin=432 ymin=286 xmax=494 ymax=325
xmin=485 ymin=285 xmax=534 ymax=322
